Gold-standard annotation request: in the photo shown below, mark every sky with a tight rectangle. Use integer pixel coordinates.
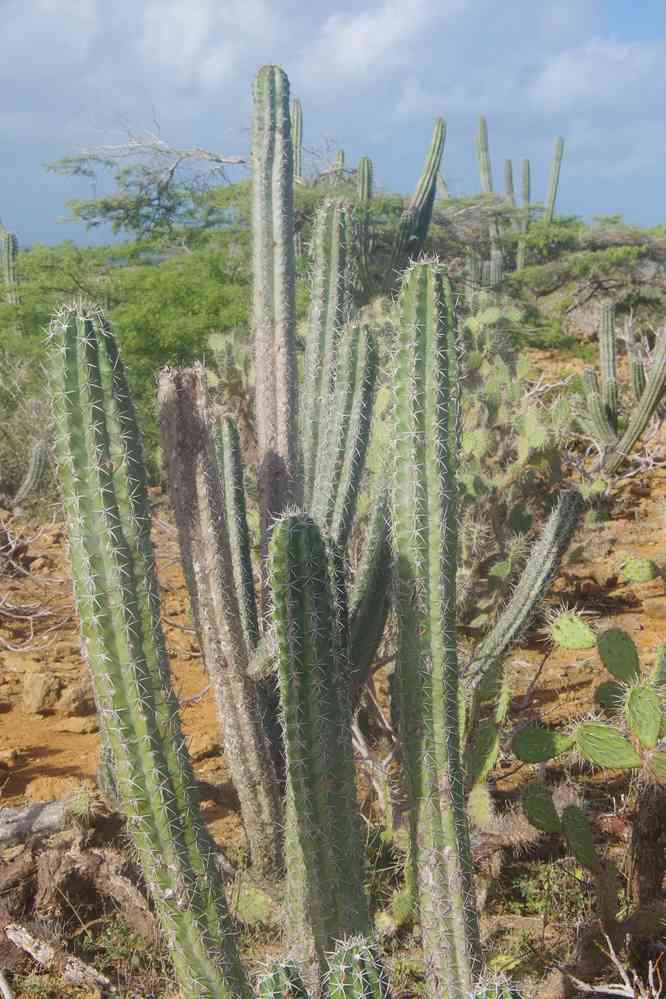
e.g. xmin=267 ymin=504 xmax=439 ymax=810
xmin=1 ymin=0 xmax=666 ymax=247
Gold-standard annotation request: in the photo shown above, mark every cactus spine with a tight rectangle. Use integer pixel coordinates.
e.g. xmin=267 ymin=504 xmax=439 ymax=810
xmin=49 ymin=305 xmax=249 ymax=999
xmin=252 ymin=65 xmax=299 ymax=541
xmin=391 ymin=261 xmax=481 ymax=996
xmin=157 ymin=366 xmax=282 ymax=876
xmin=544 ymin=137 xmax=564 ymax=224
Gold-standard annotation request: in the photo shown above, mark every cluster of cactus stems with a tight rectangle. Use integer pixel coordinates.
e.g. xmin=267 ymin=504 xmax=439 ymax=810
xmin=473 ymin=120 xmax=564 ymax=277
xmin=48 ymin=63 xmax=587 ymax=999
xmin=580 ymin=300 xmax=666 ymax=473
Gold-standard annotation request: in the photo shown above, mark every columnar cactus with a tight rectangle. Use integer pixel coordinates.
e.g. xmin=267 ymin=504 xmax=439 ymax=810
xmin=387 ymin=119 xmax=445 ymax=287
xmin=503 ymin=160 xmax=515 ymax=207
xmin=476 ymin=117 xmax=493 ymax=194
xmin=269 ymin=515 xmax=370 ymax=980
xmin=543 ymin=137 xmax=564 ymax=225
xmin=579 ymin=300 xmax=666 ymax=473
xmin=301 ymin=200 xmax=356 ymax=505
xmin=356 ymin=156 xmax=373 ymax=296
xmin=49 ymin=304 xmax=250 ymax=999
xmin=515 ymin=159 xmax=530 ymax=271
xmin=252 ymin=65 xmax=300 ymax=541
xmin=291 ymin=98 xmax=303 ymax=183
xmin=0 ymin=225 xmax=19 ymax=306
xmin=391 ymin=261 xmax=481 ymax=996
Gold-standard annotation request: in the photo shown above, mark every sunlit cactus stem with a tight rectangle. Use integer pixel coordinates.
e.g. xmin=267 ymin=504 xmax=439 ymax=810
xmin=388 ymin=119 xmax=445 ymax=287
xmin=49 ymin=304 xmax=249 ymax=999
xmin=476 ymin=116 xmax=493 ymax=193
xmin=291 ymin=97 xmax=303 ymax=182
xmin=157 ymin=365 xmax=282 ymax=877
xmin=544 ymin=137 xmax=564 ymax=224
xmin=252 ymin=65 xmax=299 ymax=551
xmin=599 ymin=301 xmax=618 ymax=432
xmin=357 ymin=156 xmax=373 ymax=296
xmin=391 ymin=261 xmax=481 ymax=996
xmin=301 ymin=199 xmax=356 ymax=507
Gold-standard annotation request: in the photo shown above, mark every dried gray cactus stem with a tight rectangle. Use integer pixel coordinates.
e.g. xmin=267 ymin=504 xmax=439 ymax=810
xmin=49 ymin=304 xmax=250 ymax=999
xmin=391 ymin=261 xmax=481 ymax=997
xmin=157 ymin=365 xmax=282 ymax=878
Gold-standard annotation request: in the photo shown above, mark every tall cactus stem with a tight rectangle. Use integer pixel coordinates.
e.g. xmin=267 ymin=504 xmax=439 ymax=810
xmin=476 ymin=117 xmax=493 ymax=194
xmin=391 ymin=262 xmax=481 ymax=996
xmin=388 ymin=119 xmax=445 ymax=285
xmin=544 ymin=137 xmax=564 ymax=225
xmin=49 ymin=304 xmax=250 ymax=999
xmin=301 ymin=200 xmax=355 ymax=506
xmin=291 ymin=98 xmax=303 ymax=182
xmin=503 ymin=160 xmax=515 ymax=207
xmin=599 ymin=302 xmax=618 ymax=432
xmin=252 ymin=65 xmax=299 ymax=551
xmin=516 ymin=159 xmax=530 ymax=271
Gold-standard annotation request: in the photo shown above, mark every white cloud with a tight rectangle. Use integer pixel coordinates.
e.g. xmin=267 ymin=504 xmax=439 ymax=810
xmin=528 ymin=38 xmax=666 ymax=113
xmin=297 ymin=0 xmax=460 ymax=88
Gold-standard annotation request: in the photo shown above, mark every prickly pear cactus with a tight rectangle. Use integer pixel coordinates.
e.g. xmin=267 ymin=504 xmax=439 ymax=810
xmin=513 ymin=626 xmax=666 ymax=780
